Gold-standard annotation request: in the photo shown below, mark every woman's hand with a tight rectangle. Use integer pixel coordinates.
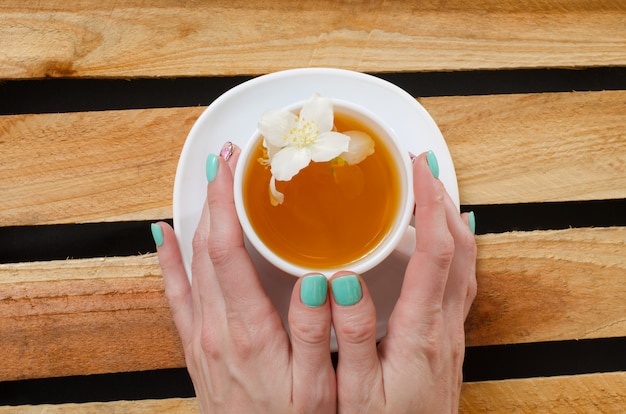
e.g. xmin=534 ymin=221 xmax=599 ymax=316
xmin=152 ymin=144 xmax=337 ymax=414
xmin=329 ymin=151 xmax=477 ymax=413
xmin=152 ymin=145 xmax=476 ymax=413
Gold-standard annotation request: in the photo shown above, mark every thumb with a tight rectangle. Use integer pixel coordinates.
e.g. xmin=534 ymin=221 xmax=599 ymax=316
xmin=288 ymin=274 xmax=336 ymax=410
xmin=330 ymin=272 xmax=383 ymax=408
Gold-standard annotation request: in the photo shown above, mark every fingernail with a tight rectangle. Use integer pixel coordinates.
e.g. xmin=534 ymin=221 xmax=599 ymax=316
xmin=150 ymin=223 xmax=164 ymax=247
xmin=426 ymin=150 xmax=439 ymax=179
xmin=220 ymin=141 xmax=234 ymax=161
xmin=300 ymin=274 xmax=328 ymax=307
xmin=468 ymin=211 xmax=476 ymax=235
xmin=331 ymin=274 xmax=362 ymax=306
xmin=206 ymin=153 xmax=219 ymax=183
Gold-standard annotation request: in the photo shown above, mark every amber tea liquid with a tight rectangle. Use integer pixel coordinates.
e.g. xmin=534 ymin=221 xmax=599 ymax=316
xmin=242 ymin=111 xmax=401 ymax=270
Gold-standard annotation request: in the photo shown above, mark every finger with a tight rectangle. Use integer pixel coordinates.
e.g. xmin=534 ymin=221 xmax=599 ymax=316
xmin=190 ymin=198 xmax=224 ymax=324
xmin=288 ymin=274 xmax=336 ymax=409
xmin=383 ymin=152 xmax=455 ymax=348
xmin=447 ymin=210 xmax=477 ymax=320
xmin=402 ymin=151 xmax=455 ymax=310
xmin=152 ymin=221 xmax=194 ymax=346
xmin=330 ymin=271 xmax=383 ymax=407
xmin=205 ymin=152 xmax=278 ymax=324
xmin=220 ymin=141 xmax=241 ymax=175
xmin=191 ymin=142 xmax=241 ymax=316
xmin=191 ymin=146 xmax=239 ymax=354
xmin=190 ymin=141 xmax=242 ymax=317
xmin=441 ymin=197 xmax=477 ymax=308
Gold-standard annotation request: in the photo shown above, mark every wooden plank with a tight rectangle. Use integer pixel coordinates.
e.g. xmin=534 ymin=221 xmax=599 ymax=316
xmin=460 ymin=372 xmax=626 ymax=413
xmin=0 ymin=254 xmax=185 ymax=381
xmin=1 ymin=227 xmax=624 ymax=381
xmin=1 ymin=107 xmax=200 ymax=226
xmin=2 ymin=90 xmax=624 ymax=227
xmin=2 ymin=372 xmax=625 ymax=412
xmin=0 ymin=398 xmax=198 ymax=413
xmin=424 ymin=90 xmax=626 ymax=205
xmin=1 ymin=0 xmax=625 ymax=79
xmin=466 ymin=227 xmax=626 ymax=347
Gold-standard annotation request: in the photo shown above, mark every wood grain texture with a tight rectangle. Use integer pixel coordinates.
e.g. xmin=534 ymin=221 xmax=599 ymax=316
xmin=1 ymin=107 xmax=200 ymax=226
xmin=2 ymin=0 xmax=623 ymax=409
xmin=2 ymin=90 xmax=624 ymax=227
xmin=423 ymin=90 xmax=626 ymax=205
xmin=3 ymin=372 xmax=625 ymax=413
xmin=1 ymin=398 xmax=198 ymax=414
xmin=1 ymin=0 xmax=625 ymax=79
xmin=466 ymin=227 xmax=626 ymax=347
xmin=1 ymin=227 xmax=623 ymax=381
xmin=460 ymin=372 xmax=626 ymax=413
xmin=0 ymin=254 xmax=184 ymax=381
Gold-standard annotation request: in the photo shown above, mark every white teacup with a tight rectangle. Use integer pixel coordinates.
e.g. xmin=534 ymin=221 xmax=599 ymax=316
xmin=233 ymin=98 xmax=416 ymax=277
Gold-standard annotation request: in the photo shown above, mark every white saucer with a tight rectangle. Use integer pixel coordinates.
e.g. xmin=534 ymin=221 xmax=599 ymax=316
xmin=173 ymin=68 xmax=458 ymax=351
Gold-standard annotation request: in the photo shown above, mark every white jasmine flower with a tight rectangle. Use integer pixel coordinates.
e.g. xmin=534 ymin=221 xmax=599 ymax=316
xmin=258 ymin=94 xmax=350 ymax=204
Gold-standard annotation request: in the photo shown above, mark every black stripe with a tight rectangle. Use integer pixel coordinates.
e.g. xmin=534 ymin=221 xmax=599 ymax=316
xmin=0 ymin=76 xmax=253 ymax=115
xmin=0 ymin=368 xmax=194 ymax=405
xmin=0 ymin=220 xmax=168 ymax=264
xmin=1 ymin=199 xmax=623 ymax=264
xmin=0 ymin=199 xmax=626 ymax=263
xmin=1 ymin=67 xmax=625 ymax=115
xmin=1 ymin=337 xmax=624 ymax=405
xmin=461 ymin=199 xmax=626 ymax=235
xmin=376 ymin=66 xmax=626 ymax=97
xmin=463 ymin=336 xmax=626 ymax=382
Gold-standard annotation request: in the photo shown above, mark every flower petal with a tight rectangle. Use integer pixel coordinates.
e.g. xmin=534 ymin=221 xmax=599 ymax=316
xmin=271 ymin=146 xmax=312 ymax=181
xmin=299 ymin=94 xmax=334 ymax=133
xmin=263 ymin=138 xmax=282 ymax=161
xmin=309 ymin=131 xmax=350 ymax=162
xmin=340 ymin=130 xmax=375 ymax=164
xmin=269 ymin=176 xmax=284 ymax=206
xmin=259 ymin=109 xmax=298 ymax=148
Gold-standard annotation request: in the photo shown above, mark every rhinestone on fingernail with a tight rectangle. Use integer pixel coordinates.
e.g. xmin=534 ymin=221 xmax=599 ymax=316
xmin=409 ymin=151 xmax=417 ymax=163
xmin=220 ymin=141 xmax=234 ymax=161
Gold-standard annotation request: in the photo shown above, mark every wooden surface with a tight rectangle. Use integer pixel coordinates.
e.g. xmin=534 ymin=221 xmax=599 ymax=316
xmin=1 ymin=107 xmax=196 ymax=226
xmin=0 ymin=255 xmax=183 ymax=380
xmin=2 ymin=0 xmax=624 ymax=411
xmin=1 ymin=0 xmax=625 ymax=79
xmin=2 ymin=227 xmax=624 ymax=381
xmin=428 ymin=90 xmax=626 ymax=205
xmin=459 ymin=372 xmax=626 ymax=413
xmin=1 ymin=398 xmax=198 ymax=414
xmin=2 ymin=90 xmax=624 ymax=226
xmin=467 ymin=227 xmax=626 ymax=346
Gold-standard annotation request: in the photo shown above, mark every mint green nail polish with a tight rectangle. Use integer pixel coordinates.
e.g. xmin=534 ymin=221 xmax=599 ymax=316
xmin=206 ymin=153 xmax=219 ymax=183
xmin=151 ymin=223 xmax=164 ymax=247
xmin=426 ymin=150 xmax=439 ymax=179
xmin=468 ymin=211 xmax=476 ymax=235
xmin=300 ymin=274 xmax=328 ymax=307
xmin=331 ymin=274 xmax=362 ymax=306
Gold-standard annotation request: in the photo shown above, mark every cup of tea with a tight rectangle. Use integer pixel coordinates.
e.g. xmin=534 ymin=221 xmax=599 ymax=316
xmin=233 ymin=95 xmax=415 ymax=277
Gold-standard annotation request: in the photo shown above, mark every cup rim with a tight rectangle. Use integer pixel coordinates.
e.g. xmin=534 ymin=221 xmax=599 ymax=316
xmin=233 ymin=97 xmax=414 ymax=277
